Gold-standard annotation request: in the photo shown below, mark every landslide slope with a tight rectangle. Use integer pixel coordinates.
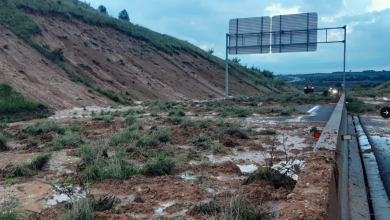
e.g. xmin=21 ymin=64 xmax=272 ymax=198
xmin=0 ymin=0 xmax=290 ymax=110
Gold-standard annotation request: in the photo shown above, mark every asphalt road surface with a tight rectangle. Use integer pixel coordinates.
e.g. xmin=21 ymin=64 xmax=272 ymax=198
xmin=360 ymin=116 xmax=390 ymax=197
xmin=246 ymin=104 xmax=336 ymax=123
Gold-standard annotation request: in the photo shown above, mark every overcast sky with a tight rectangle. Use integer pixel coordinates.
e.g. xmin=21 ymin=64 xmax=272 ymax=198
xmin=85 ymin=0 xmax=390 ymax=75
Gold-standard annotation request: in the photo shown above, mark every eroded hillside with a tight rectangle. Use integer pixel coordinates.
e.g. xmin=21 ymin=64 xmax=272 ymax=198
xmin=0 ymin=0 xmax=291 ymax=110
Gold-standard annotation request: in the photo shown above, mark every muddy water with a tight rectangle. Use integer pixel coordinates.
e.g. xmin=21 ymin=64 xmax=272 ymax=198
xmin=0 ymin=182 xmax=53 ymax=212
xmin=0 ymin=152 xmax=39 ymax=169
xmin=49 ymin=105 xmax=143 ymax=119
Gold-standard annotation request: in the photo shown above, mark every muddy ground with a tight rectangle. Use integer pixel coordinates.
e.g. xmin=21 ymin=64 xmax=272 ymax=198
xmin=0 ymin=99 xmax=332 ymax=219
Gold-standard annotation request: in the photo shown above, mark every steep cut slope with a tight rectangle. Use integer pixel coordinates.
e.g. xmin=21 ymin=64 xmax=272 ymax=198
xmin=0 ymin=0 xmax=290 ymax=110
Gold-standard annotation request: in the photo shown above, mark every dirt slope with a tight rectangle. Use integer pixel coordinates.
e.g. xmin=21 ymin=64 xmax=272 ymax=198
xmin=0 ymin=24 xmax=115 ymax=109
xmin=0 ymin=1 xmax=279 ymax=110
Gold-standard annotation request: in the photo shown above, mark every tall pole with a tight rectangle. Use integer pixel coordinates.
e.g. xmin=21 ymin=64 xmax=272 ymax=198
xmin=225 ymin=34 xmax=229 ymax=99
xmin=343 ymin=25 xmax=346 ymax=94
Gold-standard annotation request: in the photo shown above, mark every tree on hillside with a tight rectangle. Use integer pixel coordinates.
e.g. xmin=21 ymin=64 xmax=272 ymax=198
xmin=119 ymin=10 xmax=130 ymax=22
xmin=98 ymin=5 xmax=108 ymax=14
xmin=207 ymin=48 xmax=214 ymax=55
xmin=232 ymin=57 xmax=241 ymax=64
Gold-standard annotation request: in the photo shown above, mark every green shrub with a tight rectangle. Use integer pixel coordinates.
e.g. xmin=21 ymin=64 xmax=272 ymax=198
xmin=223 ymin=194 xmax=271 ymax=219
xmin=0 ymin=84 xmax=48 ymax=122
xmin=0 ymin=134 xmax=9 ymax=151
xmin=141 ymin=156 xmax=175 ymax=177
xmin=191 ymin=202 xmax=221 ymax=215
xmin=7 ymin=165 xmax=32 ymax=178
xmin=243 ymin=168 xmax=296 ymax=190
xmin=26 ymin=138 xmax=39 ymax=148
xmin=168 ymin=109 xmax=186 ymax=117
xmin=28 ymin=153 xmax=51 ymax=170
xmin=258 ymin=129 xmax=276 ymax=135
xmin=50 ymin=134 xmax=83 ymax=150
xmin=96 ymin=89 xmax=124 ymax=104
xmin=65 ymin=197 xmax=93 ymax=220
xmin=189 ymin=133 xmax=212 ymax=144
xmin=211 ymin=142 xmax=225 ymax=154
xmin=0 ymin=199 xmax=33 ymax=220
xmin=108 ymin=129 xmax=139 ymax=147
xmin=92 ymin=115 xmax=113 ymax=123
xmin=136 ymin=129 xmax=171 ymax=148
xmin=0 ymin=123 xmax=9 ymax=130
xmin=23 ymin=121 xmax=64 ymax=135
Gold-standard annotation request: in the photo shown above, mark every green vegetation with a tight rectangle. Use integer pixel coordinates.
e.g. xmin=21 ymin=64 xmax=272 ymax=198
xmin=108 ymin=128 xmax=139 ymax=147
xmin=0 ymin=199 xmax=33 ymax=220
xmin=50 ymin=134 xmax=83 ymax=150
xmin=0 ymin=134 xmax=9 ymax=151
xmin=136 ymin=128 xmax=171 ymax=148
xmin=27 ymin=153 xmax=51 ymax=170
xmin=64 ymin=197 xmax=94 ymax=220
xmin=141 ymin=156 xmax=175 ymax=177
xmin=189 ymin=133 xmax=212 ymax=148
xmin=0 ymin=84 xmax=49 ymax=122
xmin=346 ymin=97 xmax=379 ymax=113
xmin=79 ymin=140 xmax=175 ymax=181
xmin=7 ymin=165 xmax=32 ymax=178
xmin=223 ymin=194 xmax=271 ymax=220
xmin=243 ymin=168 xmax=296 ymax=190
xmin=22 ymin=121 xmax=65 ymax=135
xmin=96 ymin=89 xmax=124 ymax=104
xmin=168 ymin=109 xmax=186 ymax=117
xmin=192 ymin=201 xmax=221 ymax=215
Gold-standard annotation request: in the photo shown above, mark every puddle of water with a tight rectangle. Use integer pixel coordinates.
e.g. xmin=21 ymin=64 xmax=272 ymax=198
xmin=155 ymin=201 xmax=175 ymax=214
xmin=237 ymin=164 xmax=258 ymax=174
xmin=49 ymin=150 xmax=81 ymax=175
xmin=46 ymin=184 xmax=86 ymax=207
xmin=206 ymin=149 xmax=264 ymax=165
xmin=179 ymin=171 xmax=197 ymax=181
xmin=272 ymin=159 xmax=304 ymax=180
xmin=49 ymin=105 xmax=142 ymax=119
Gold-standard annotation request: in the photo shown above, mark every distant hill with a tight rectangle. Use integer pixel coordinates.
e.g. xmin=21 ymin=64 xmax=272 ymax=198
xmin=0 ymin=0 xmax=292 ymax=110
xmin=374 ymin=80 xmax=390 ymax=94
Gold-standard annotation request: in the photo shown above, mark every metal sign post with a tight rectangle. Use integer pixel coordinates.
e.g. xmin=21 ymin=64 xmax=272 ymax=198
xmin=225 ymin=12 xmax=347 ymax=98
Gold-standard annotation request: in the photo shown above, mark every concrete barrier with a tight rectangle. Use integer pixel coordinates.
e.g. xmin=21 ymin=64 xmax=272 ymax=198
xmin=314 ymin=94 xmax=348 ymax=220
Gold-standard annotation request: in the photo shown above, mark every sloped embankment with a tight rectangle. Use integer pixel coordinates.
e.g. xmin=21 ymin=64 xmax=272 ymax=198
xmin=0 ymin=0 xmax=290 ymax=110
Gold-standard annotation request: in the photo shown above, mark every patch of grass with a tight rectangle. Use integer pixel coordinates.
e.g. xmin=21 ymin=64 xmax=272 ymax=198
xmin=346 ymin=97 xmax=378 ymax=113
xmin=243 ymin=168 xmax=296 ymax=190
xmin=191 ymin=201 xmax=221 ymax=215
xmin=108 ymin=129 xmax=139 ymax=147
xmin=22 ymin=121 xmax=65 ymax=135
xmin=26 ymin=137 xmax=40 ymax=148
xmin=91 ymin=195 xmax=115 ymax=212
xmin=189 ymin=133 xmax=212 ymax=147
xmin=0 ymin=134 xmax=9 ymax=151
xmin=92 ymin=115 xmax=114 ymax=123
xmin=96 ymin=89 xmax=124 ymax=104
xmin=0 ymin=198 xmax=33 ymax=220
xmin=258 ymin=129 xmax=277 ymax=135
xmin=27 ymin=153 xmax=51 ymax=170
xmin=223 ymin=194 xmax=272 ymax=220
xmin=216 ymin=122 xmax=251 ymax=139
xmin=141 ymin=156 xmax=175 ymax=177
xmin=7 ymin=165 xmax=32 ymax=178
xmin=50 ymin=134 xmax=83 ymax=150
xmin=64 ymin=197 xmax=93 ymax=220
xmin=136 ymin=129 xmax=171 ymax=148
xmin=180 ymin=118 xmax=212 ymax=129
xmin=0 ymin=124 xmax=9 ymax=130
xmin=142 ymin=101 xmax=178 ymax=110
xmin=211 ymin=142 xmax=225 ymax=155
xmin=168 ymin=109 xmax=186 ymax=117
xmin=0 ymin=84 xmax=49 ymax=122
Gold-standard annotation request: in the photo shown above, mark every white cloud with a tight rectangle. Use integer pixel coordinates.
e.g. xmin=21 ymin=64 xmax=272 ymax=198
xmin=265 ymin=3 xmax=300 ymax=16
xmin=367 ymin=0 xmax=390 ymax=12
xmin=200 ymin=44 xmax=215 ymax=50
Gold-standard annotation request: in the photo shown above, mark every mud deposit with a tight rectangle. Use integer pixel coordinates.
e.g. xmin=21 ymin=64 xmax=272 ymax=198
xmin=0 ymin=99 xmax=327 ymax=219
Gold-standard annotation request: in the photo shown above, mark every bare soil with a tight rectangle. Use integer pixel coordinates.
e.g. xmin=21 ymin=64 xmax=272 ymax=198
xmin=0 ymin=100 xmax=331 ymax=219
